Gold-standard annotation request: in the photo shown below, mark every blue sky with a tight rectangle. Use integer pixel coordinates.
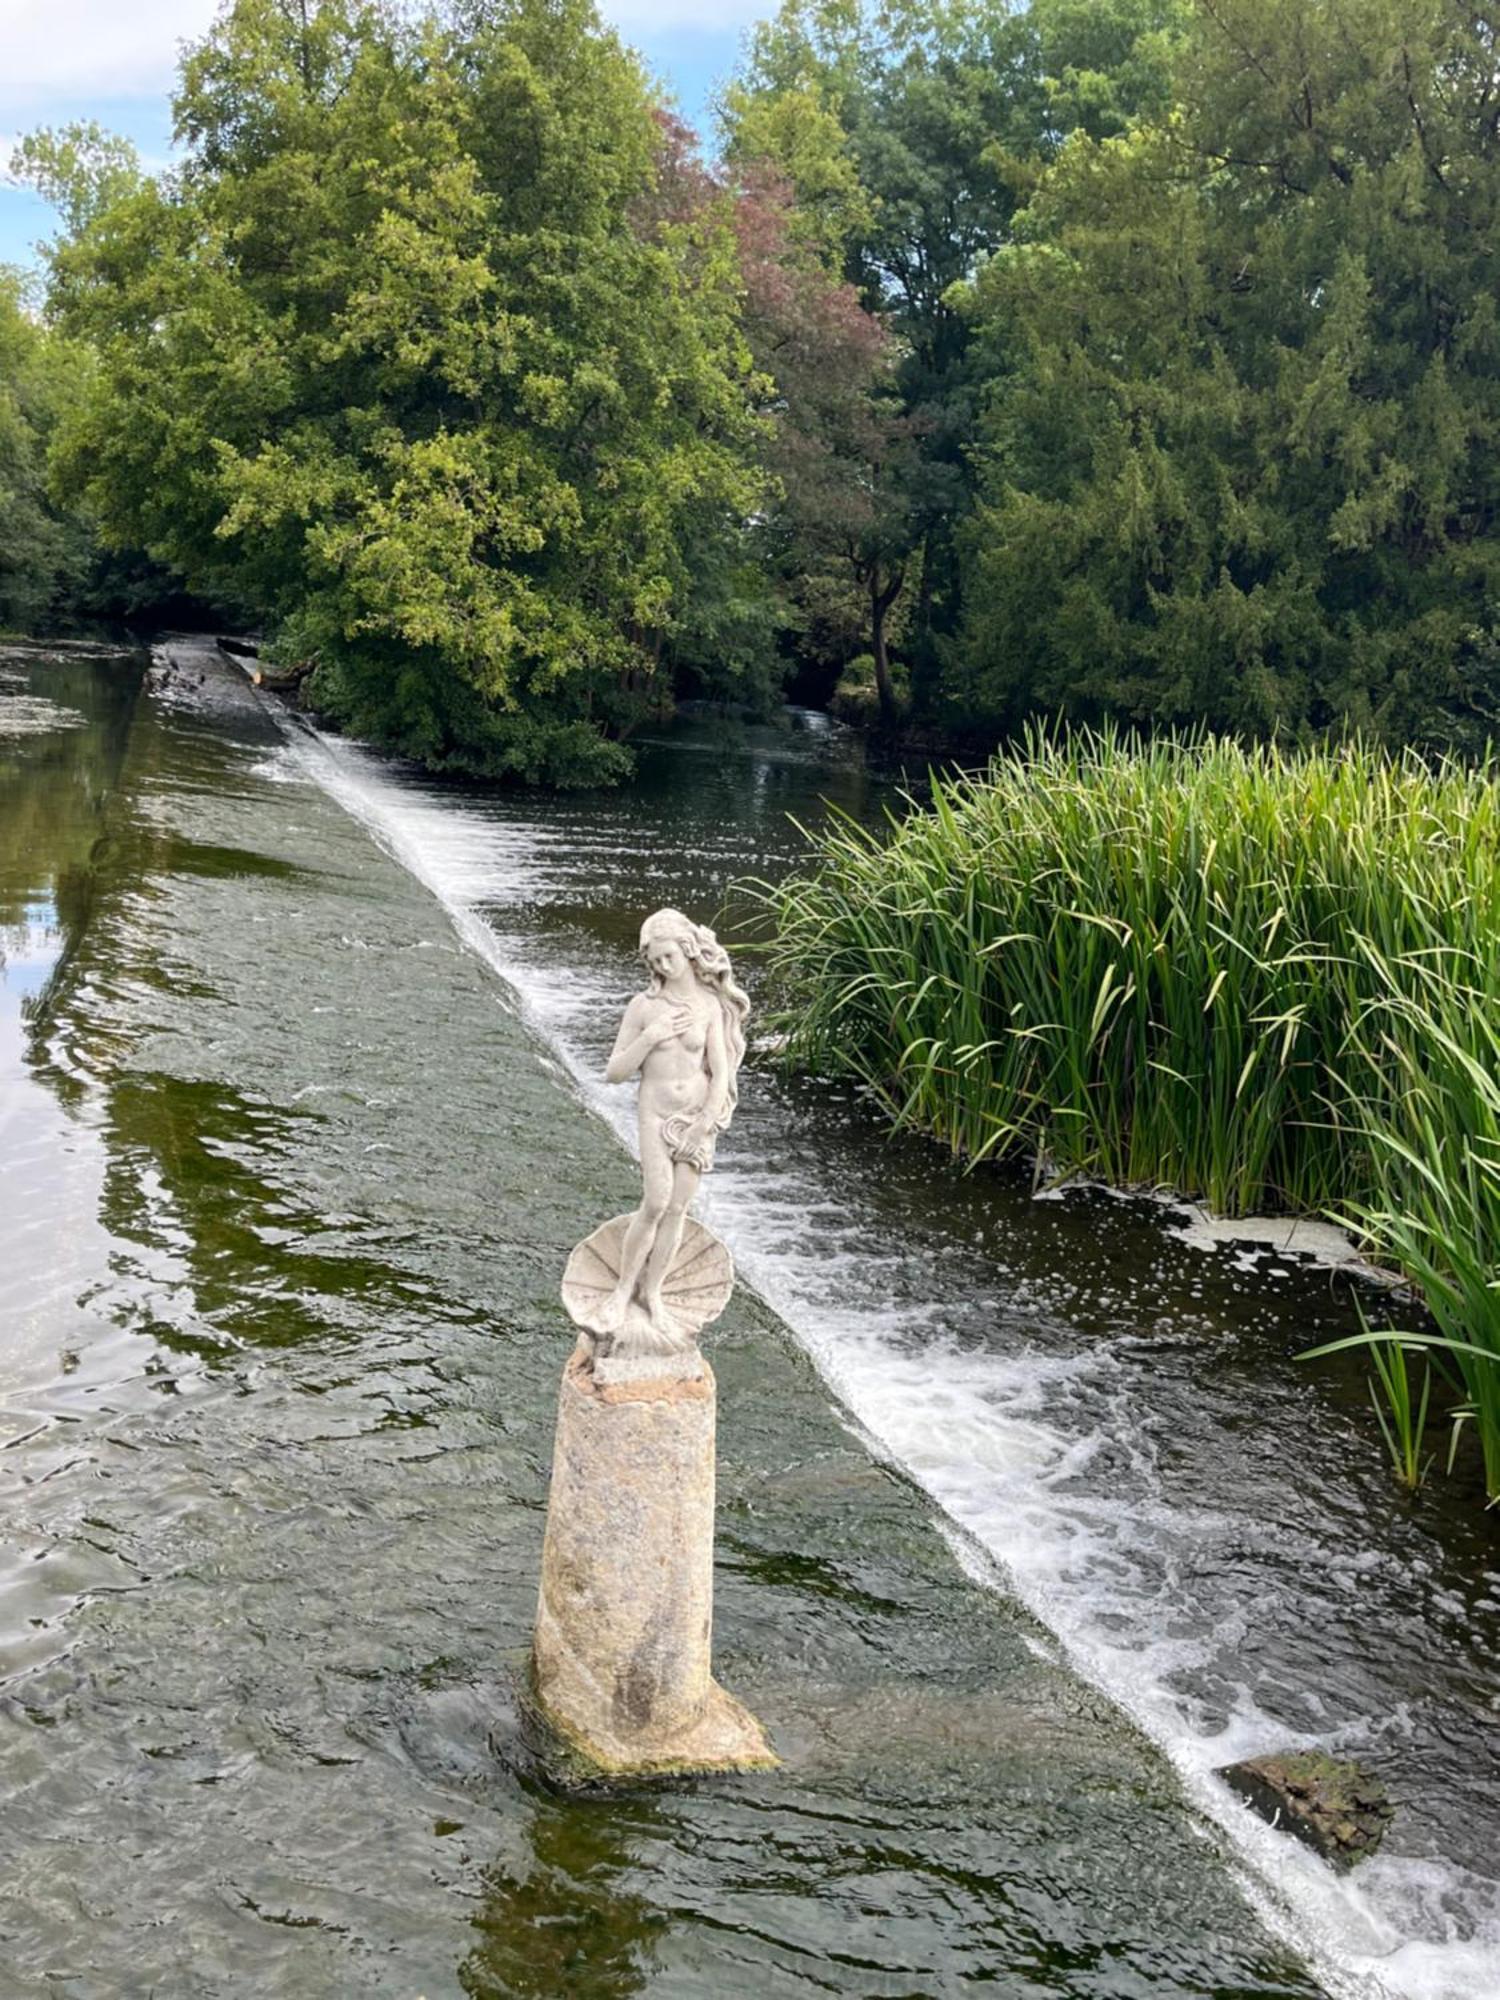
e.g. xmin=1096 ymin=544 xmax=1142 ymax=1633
xmin=0 ymin=2 xmax=759 ymax=274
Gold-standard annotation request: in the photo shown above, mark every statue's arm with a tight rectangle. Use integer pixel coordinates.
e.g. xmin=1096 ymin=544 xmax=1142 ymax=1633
xmin=605 ymin=995 xmax=657 ymax=1085
xmin=697 ymin=1008 xmax=732 ymax=1130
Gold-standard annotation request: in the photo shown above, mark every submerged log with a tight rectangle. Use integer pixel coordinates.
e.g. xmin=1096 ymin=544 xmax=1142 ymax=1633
xmin=253 ymin=656 xmax=317 ymax=693
xmin=1219 ymin=1749 xmax=1394 ymax=1869
xmin=213 ymin=634 xmax=315 ymax=694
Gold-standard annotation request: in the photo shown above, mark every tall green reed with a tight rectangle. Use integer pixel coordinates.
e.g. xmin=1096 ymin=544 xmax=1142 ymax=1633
xmin=1305 ymin=960 xmax=1500 ymax=1497
xmin=759 ymin=726 xmax=1500 ymax=1501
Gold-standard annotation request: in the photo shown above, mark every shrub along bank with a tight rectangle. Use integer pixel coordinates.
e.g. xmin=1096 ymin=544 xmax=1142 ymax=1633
xmin=760 ymin=730 xmax=1500 ymax=1502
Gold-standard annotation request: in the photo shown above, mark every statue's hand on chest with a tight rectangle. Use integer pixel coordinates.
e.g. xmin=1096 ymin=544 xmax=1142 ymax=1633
xmin=652 ymin=997 xmax=707 ymax=1055
xmin=642 ymin=1000 xmax=693 ymax=1050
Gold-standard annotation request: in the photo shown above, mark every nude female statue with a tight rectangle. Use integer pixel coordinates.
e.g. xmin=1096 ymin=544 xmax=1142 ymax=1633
xmin=589 ymin=909 xmax=749 ymax=1341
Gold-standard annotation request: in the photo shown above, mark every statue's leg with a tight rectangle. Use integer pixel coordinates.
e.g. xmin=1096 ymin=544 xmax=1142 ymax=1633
xmin=641 ymin=1159 xmax=701 ymax=1329
xmin=594 ymin=1125 xmax=673 ymax=1334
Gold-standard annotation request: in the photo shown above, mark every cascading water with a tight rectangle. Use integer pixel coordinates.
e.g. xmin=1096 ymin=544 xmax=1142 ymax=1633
xmin=283 ymin=705 xmax=1500 ymax=2000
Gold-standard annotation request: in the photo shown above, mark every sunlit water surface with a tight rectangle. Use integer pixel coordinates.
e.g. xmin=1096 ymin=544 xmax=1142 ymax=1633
xmin=1 ymin=638 xmax=1497 ymax=2000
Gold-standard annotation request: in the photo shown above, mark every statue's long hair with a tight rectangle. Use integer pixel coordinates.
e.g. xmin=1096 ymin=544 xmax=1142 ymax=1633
xmin=638 ymin=908 xmax=750 ymax=1130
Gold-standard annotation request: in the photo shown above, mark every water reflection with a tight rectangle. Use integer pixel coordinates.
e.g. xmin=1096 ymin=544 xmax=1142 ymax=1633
xmin=464 ymin=1791 xmax=663 ymax=1999
xmin=1 ymin=895 xmax=61 ymax=1113
xmin=0 ymin=653 xmax=138 ymax=927
xmin=0 ymin=654 xmax=141 ymax=1118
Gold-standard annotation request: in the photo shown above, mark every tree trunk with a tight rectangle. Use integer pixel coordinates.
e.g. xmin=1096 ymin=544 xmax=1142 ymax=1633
xmin=870 ymin=569 xmax=904 ymax=729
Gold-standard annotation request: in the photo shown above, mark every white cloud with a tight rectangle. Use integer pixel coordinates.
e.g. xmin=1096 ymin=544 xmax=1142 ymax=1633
xmin=0 ymin=1 xmax=220 ymax=107
xmin=605 ymin=0 xmax=759 ymax=24
xmin=0 ymin=1 xmax=755 ymax=116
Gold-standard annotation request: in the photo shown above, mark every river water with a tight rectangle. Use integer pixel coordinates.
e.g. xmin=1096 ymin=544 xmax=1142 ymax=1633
xmin=1 ymin=638 xmax=1497 ymax=2000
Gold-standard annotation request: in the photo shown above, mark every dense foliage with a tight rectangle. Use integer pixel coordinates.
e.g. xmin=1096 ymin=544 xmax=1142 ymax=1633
xmin=0 ymin=269 xmax=90 ymax=631
xmin=10 ymin=0 xmax=1500 ymax=766
xmin=723 ymin=0 xmax=1186 ymax=716
xmin=29 ymin=0 xmax=770 ymax=782
xmin=956 ymin=0 xmax=1500 ymax=746
xmin=760 ymin=731 xmax=1500 ymax=1497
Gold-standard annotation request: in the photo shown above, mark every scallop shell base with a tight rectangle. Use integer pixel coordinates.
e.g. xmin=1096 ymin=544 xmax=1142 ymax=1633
xmin=561 ymin=1212 xmax=734 ymax=1358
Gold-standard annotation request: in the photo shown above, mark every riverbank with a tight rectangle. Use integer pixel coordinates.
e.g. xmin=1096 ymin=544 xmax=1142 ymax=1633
xmin=758 ymin=728 xmax=1500 ymax=1506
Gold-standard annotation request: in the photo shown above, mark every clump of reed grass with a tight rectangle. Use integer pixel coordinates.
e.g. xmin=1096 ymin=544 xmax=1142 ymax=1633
xmin=1306 ymin=958 xmax=1500 ymax=1497
xmin=758 ymin=726 xmax=1500 ymax=1501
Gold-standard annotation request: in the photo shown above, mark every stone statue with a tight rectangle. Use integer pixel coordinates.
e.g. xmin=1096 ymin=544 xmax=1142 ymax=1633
xmin=561 ymin=909 xmax=745 ymax=1379
xmin=533 ymin=908 xmax=776 ymax=1776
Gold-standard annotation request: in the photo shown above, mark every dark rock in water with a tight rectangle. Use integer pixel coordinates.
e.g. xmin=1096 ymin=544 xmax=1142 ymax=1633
xmin=1219 ymin=1749 xmax=1393 ymax=1869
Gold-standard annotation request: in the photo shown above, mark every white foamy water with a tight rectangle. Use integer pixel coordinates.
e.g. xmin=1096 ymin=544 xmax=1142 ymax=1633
xmin=283 ymin=721 xmax=1500 ymax=2000
xmin=0 ymin=694 xmax=85 ymax=737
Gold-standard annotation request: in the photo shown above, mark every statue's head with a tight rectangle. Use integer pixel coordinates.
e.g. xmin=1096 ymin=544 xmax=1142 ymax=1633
xmin=638 ymin=907 xmax=700 ymax=986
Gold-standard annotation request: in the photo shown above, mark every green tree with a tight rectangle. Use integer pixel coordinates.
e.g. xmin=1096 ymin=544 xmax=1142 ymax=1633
xmin=717 ymin=152 xmax=909 ymax=719
xmin=724 ymin=1 xmax=1028 ymax=702
xmin=955 ymin=0 xmax=1500 ymax=746
xmin=725 ymin=0 xmax=1185 ymax=710
xmin=625 ymin=112 xmax=785 ymax=717
xmin=11 ymin=122 xmax=142 ymax=234
xmin=0 ymin=266 xmax=92 ymax=632
xmin=34 ymin=0 xmax=765 ymax=783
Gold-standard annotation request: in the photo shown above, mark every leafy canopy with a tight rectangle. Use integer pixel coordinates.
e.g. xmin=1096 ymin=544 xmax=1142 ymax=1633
xmin=0 ymin=267 xmax=94 ymax=632
xmin=37 ymin=0 xmax=765 ymax=783
xmin=953 ymin=0 xmax=1500 ymax=746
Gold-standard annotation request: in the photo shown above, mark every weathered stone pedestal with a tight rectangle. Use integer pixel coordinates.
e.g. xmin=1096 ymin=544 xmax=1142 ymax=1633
xmin=531 ymin=1344 xmax=777 ymax=1777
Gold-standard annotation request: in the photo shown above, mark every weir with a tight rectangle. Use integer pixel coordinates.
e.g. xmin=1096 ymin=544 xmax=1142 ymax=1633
xmin=291 ymin=678 xmax=1500 ymax=2000
xmin=3 ymin=639 xmax=1497 ymax=1999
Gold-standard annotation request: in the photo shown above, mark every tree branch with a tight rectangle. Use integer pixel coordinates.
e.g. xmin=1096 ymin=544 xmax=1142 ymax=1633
xmin=1402 ymin=47 xmax=1449 ymax=190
